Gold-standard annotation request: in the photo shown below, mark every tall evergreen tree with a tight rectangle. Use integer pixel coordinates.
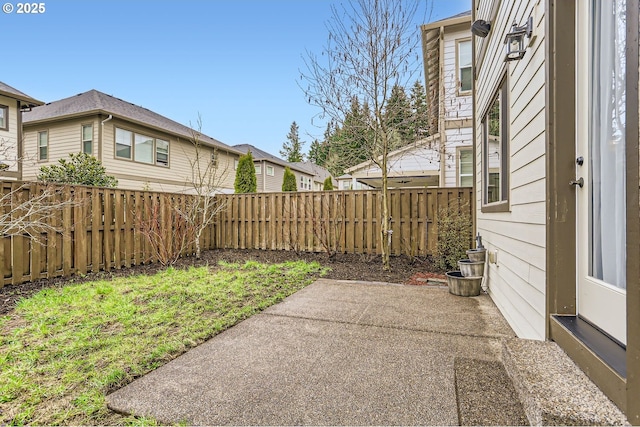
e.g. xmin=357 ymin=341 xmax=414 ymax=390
xmin=234 ymin=151 xmax=257 ymax=193
xmin=385 ymin=84 xmax=412 ymax=146
xmin=410 ymin=80 xmax=430 ymax=139
xmin=282 ymin=167 xmax=297 ymax=191
xmin=280 ymin=121 xmax=305 ymax=162
xmin=307 ymin=139 xmax=324 ymax=165
xmin=325 ymin=97 xmax=371 ymax=177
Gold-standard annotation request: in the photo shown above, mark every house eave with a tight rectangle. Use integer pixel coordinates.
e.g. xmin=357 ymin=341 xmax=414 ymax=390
xmin=344 ymin=134 xmax=441 ymax=174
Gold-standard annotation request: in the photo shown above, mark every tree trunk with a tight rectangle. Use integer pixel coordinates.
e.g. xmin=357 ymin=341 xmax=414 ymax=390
xmin=380 ymin=139 xmax=391 ymax=271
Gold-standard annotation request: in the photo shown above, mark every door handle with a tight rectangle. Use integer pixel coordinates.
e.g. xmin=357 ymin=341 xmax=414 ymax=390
xmin=570 ymin=177 xmax=584 ymax=188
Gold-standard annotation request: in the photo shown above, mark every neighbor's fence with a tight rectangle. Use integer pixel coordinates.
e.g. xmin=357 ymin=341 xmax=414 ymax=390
xmin=0 ymin=181 xmax=473 ymax=288
xmin=215 ymin=188 xmax=473 ymax=256
xmin=0 ymin=181 xmax=217 ymax=288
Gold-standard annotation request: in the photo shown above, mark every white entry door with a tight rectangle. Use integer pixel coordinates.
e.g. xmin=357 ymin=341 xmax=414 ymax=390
xmin=575 ymin=0 xmax=627 ymax=345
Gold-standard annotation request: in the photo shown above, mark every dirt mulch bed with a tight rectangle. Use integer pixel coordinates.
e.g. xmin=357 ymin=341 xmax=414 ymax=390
xmin=0 ymin=249 xmax=444 ymax=316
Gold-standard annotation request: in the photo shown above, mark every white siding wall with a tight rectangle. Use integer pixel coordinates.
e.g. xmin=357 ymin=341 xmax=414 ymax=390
xmin=475 ymin=0 xmax=547 ymax=340
xmin=350 ymin=144 xmax=440 ymax=180
xmin=441 ymin=28 xmax=473 ymax=187
xmin=443 ymin=29 xmax=473 ymax=120
xmin=0 ymin=95 xmax=19 ymax=174
xmin=444 ymin=127 xmax=473 ymax=187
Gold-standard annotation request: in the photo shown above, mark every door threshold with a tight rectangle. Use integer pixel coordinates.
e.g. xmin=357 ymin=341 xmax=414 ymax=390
xmin=552 ymin=315 xmax=626 ymax=378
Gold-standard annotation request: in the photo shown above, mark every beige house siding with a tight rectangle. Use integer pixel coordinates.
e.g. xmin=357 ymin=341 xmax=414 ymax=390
xmin=22 ymin=117 xmax=100 ymax=179
xmin=0 ymin=95 xmax=20 ymax=175
xmin=250 ymin=160 xmax=314 ymax=192
xmin=23 ymin=116 xmax=237 ymax=192
xmin=475 ymin=0 xmax=546 ymax=340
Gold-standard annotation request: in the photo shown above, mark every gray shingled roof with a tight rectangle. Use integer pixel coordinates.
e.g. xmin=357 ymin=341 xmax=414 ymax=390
xmin=290 ymin=161 xmax=332 ymax=182
xmin=0 ymin=81 xmax=43 ymax=106
xmin=23 ymin=89 xmax=239 ymax=153
xmin=234 ymin=144 xmax=314 ymax=174
xmin=429 ymin=10 xmax=471 ymax=25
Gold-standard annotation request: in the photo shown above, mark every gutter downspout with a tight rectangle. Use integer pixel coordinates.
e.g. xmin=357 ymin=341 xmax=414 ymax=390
xmin=100 ymin=114 xmax=113 ymax=163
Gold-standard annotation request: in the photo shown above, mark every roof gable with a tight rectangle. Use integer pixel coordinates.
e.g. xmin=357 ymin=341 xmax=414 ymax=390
xmin=0 ymin=81 xmax=43 ymax=106
xmin=234 ymin=144 xmax=315 ymax=175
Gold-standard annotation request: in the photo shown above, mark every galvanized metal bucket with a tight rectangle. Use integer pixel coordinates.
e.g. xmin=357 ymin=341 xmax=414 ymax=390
xmin=458 ymin=259 xmax=485 ymax=278
xmin=466 ymin=248 xmax=487 ymax=263
xmin=445 ymin=271 xmax=482 ymax=297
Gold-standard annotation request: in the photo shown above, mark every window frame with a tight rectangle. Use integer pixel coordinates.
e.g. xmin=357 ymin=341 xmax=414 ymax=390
xmin=481 ymin=76 xmax=510 ymax=212
xmin=114 ymin=126 xmax=169 ymax=167
xmin=38 ymin=130 xmax=48 ymax=161
xmin=81 ymin=124 xmax=93 ymax=154
xmin=457 ymin=147 xmax=473 ymax=187
xmin=156 ymin=138 xmax=169 ymax=167
xmin=266 ymin=165 xmax=275 ymax=176
xmin=0 ymin=105 xmax=8 ymax=131
xmin=255 ymin=164 xmax=262 ymax=175
xmin=115 ymin=127 xmax=133 ymax=160
xmin=457 ymin=38 xmax=473 ymax=94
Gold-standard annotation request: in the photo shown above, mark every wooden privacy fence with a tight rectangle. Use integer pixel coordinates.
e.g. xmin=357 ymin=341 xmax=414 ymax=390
xmin=215 ymin=188 xmax=474 ymax=257
xmin=0 ymin=181 xmax=217 ymax=288
xmin=1 ymin=181 xmax=473 ymax=287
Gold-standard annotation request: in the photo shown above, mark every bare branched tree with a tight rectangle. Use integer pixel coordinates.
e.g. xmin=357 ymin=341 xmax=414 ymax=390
xmin=0 ymin=138 xmax=78 ymax=244
xmin=183 ymin=116 xmax=230 ymax=259
xmin=301 ymin=0 xmax=425 ymax=270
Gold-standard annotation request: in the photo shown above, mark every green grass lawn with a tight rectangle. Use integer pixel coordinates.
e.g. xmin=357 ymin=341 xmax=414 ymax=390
xmin=0 ymin=260 xmax=327 ymax=426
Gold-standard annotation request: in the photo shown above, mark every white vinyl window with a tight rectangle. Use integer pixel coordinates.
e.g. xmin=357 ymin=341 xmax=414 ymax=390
xmin=458 ymin=39 xmax=472 ymax=93
xmin=0 ymin=105 xmax=8 ymax=131
xmin=134 ymin=133 xmax=154 ymax=164
xmin=255 ymin=164 xmax=262 ymax=174
xmin=38 ymin=130 xmax=48 ymax=160
xmin=115 ymin=127 xmax=169 ymax=166
xmin=115 ymin=128 xmax=132 ymax=159
xmin=156 ymin=139 xmax=169 ymax=167
xmin=459 ymin=148 xmax=473 ymax=187
xmin=82 ymin=124 xmax=93 ymax=154
xmin=266 ymin=165 xmax=274 ymax=176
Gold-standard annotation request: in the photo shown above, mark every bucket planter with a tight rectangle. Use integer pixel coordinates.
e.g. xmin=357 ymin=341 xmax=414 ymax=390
xmin=445 ymin=271 xmax=482 ymax=297
xmin=458 ymin=259 xmax=485 ymax=277
xmin=466 ymin=248 xmax=487 ymax=263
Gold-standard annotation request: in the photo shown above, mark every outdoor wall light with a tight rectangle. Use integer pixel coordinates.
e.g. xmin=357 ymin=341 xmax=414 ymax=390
xmin=471 ymin=19 xmax=491 ymax=38
xmin=504 ymin=17 xmax=533 ymax=61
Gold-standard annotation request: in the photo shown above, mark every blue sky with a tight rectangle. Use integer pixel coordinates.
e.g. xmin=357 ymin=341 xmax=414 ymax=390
xmin=1 ymin=0 xmax=470 ymax=156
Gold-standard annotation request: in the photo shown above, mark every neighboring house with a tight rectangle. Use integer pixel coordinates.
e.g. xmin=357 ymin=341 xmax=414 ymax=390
xmin=421 ymin=10 xmax=473 ymax=187
xmin=342 ymin=138 xmax=442 ymax=189
xmin=290 ymin=161 xmax=336 ymax=191
xmin=233 ymin=144 xmax=315 ymax=192
xmin=22 ymin=90 xmax=241 ymax=193
xmin=347 ymin=11 xmax=472 ymax=190
xmin=336 ymin=174 xmax=373 ymax=191
xmin=0 ymin=82 xmax=44 ymax=180
xmin=472 ymin=0 xmax=638 ymax=420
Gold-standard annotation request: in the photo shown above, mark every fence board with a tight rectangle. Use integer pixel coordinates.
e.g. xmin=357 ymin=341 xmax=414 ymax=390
xmin=215 ymin=188 xmax=472 ymax=257
xmin=0 ymin=181 xmax=472 ymax=287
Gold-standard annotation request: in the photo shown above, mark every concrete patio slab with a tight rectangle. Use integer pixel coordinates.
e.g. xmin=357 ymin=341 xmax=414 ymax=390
xmin=106 ymin=279 xmax=627 ymax=425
